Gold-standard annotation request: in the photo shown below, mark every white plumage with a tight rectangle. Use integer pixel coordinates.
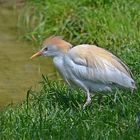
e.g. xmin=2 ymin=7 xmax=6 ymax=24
xmin=31 ymin=36 xmax=136 ymax=108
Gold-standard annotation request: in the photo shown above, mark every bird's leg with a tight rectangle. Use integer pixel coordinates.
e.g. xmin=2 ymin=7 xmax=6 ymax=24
xmin=73 ymin=80 xmax=91 ymax=109
xmin=83 ymin=91 xmax=91 ymax=109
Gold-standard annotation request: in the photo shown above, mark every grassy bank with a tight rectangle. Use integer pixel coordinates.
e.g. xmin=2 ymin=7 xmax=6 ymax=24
xmin=19 ymin=0 xmax=140 ymax=77
xmin=0 ymin=76 xmax=140 ymax=139
xmin=1 ymin=0 xmax=140 ymax=139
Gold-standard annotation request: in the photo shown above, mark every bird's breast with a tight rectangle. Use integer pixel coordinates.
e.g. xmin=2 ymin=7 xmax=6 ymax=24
xmin=53 ymin=56 xmax=70 ymax=83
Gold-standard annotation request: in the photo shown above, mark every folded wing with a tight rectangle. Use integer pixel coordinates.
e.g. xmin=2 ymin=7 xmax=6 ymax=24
xmin=64 ymin=45 xmax=135 ymax=89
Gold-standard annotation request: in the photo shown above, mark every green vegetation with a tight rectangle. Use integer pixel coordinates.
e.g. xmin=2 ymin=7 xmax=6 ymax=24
xmin=1 ymin=76 xmax=140 ymax=139
xmin=1 ymin=0 xmax=140 ymax=139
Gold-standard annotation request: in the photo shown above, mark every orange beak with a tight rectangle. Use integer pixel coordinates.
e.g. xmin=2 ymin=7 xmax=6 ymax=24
xmin=30 ymin=51 xmax=43 ymax=59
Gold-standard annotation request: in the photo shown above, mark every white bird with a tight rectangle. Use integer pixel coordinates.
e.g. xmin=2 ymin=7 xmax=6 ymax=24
xmin=31 ymin=36 xmax=136 ymax=108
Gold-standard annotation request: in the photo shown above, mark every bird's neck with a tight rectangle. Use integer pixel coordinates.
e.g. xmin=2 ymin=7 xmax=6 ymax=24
xmin=53 ymin=55 xmax=64 ymax=64
xmin=53 ymin=55 xmax=65 ymax=75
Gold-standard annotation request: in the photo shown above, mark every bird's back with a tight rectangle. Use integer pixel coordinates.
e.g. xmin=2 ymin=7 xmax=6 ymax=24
xmin=63 ymin=44 xmax=135 ymax=91
xmin=68 ymin=45 xmax=130 ymax=76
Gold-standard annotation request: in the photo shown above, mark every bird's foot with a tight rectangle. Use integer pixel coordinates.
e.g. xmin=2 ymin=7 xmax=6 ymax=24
xmin=83 ymin=96 xmax=91 ymax=109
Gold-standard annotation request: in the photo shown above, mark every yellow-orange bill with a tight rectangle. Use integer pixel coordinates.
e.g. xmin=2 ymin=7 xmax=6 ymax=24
xmin=30 ymin=51 xmax=42 ymax=59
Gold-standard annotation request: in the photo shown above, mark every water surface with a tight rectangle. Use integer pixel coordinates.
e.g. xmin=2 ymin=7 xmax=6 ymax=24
xmin=0 ymin=1 xmax=55 ymax=106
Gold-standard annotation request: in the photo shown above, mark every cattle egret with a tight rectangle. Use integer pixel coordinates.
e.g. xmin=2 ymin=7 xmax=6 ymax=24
xmin=31 ymin=36 xmax=136 ymax=108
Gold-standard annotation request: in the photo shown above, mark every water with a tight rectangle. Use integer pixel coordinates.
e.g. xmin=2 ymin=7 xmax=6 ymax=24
xmin=0 ymin=1 xmax=56 ymax=107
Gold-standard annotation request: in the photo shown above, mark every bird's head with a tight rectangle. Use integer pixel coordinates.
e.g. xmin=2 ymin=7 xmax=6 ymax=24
xmin=30 ymin=36 xmax=72 ymax=59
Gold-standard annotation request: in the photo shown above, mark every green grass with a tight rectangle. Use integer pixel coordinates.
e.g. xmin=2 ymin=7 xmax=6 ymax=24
xmin=0 ymin=76 xmax=140 ymax=140
xmin=18 ymin=0 xmax=140 ymax=76
xmin=1 ymin=0 xmax=140 ymax=139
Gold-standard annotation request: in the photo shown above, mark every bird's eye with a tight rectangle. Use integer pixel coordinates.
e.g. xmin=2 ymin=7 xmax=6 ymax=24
xmin=44 ymin=47 xmax=48 ymax=51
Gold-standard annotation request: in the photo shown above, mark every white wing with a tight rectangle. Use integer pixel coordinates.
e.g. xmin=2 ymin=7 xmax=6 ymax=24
xmin=63 ymin=45 xmax=135 ymax=89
